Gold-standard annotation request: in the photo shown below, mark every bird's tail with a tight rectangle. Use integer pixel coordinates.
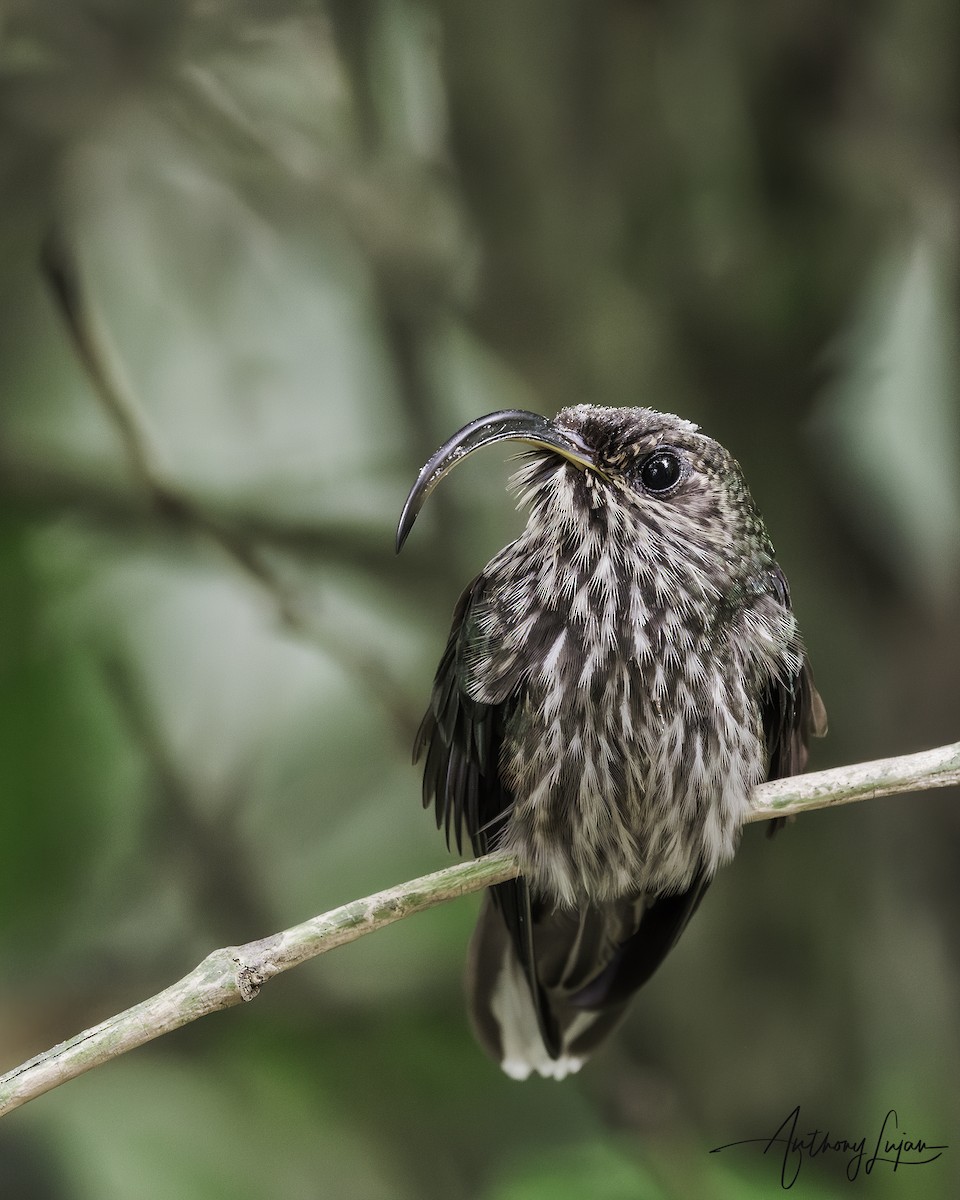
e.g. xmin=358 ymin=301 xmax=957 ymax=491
xmin=465 ymin=894 xmax=635 ymax=1080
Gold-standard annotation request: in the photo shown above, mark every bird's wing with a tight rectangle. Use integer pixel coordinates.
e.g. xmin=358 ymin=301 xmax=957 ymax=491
xmin=415 ymin=575 xmax=510 ymax=857
xmin=415 ymin=575 xmax=562 ymax=1058
xmin=761 ymin=566 xmax=828 ymax=838
xmin=762 ymin=568 xmax=828 ymax=778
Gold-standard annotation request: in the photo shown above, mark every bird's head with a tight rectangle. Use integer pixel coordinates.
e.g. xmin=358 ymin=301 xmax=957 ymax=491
xmin=397 ymin=406 xmax=773 ymax=597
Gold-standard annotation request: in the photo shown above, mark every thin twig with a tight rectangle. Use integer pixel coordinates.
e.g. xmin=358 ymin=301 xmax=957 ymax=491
xmin=40 ymin=229 xmax=418 ymax=742
xmin=1 ymin=742 xmax=958 ymax=1118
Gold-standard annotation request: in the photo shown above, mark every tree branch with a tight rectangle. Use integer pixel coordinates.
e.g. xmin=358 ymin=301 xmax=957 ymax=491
xmin=741 ymin=739 xmax=960 ymax=820
xmin=2 ymin=741 xmax=958 ymax=1118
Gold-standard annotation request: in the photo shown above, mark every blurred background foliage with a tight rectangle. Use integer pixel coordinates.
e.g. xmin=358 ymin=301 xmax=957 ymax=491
xmin=0 ymin=1 xmax=958 ymax=1197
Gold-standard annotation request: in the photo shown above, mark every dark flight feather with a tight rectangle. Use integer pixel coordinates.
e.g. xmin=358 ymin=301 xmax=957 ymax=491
xmin=416 ymin=576 xmax=562 ymax=1057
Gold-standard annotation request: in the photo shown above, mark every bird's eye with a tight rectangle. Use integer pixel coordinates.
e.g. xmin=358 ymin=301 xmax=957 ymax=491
xmin=639 ymin=449 xmax=683 ymax=493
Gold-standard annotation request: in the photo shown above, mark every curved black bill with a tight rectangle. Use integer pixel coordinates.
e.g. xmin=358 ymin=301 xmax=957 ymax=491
xmin=396 ymin=409 xmax=596 ymax=552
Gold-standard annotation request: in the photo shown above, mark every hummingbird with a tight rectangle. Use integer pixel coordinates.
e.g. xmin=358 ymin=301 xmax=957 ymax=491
xmin=396 ymin=406 xmax=826 ymax=1080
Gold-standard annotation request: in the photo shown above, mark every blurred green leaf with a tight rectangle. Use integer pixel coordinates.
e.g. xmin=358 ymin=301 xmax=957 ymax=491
xmin=814 ymin=233 xmax=960 ymax=605
xmin=0 ymin=516 xmax=135 ymax=951
xmin=484 ymin=1142 xmax=668 ymax=1200
xmin=37 ymin=1050 xmax=405 ymax=1200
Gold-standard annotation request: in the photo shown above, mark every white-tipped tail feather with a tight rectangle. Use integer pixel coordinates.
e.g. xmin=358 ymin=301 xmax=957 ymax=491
xmin=467 ymin=893 xmax=640 ymax=1080
xmin=490 ymin=950 xmax=586 ymax=1080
